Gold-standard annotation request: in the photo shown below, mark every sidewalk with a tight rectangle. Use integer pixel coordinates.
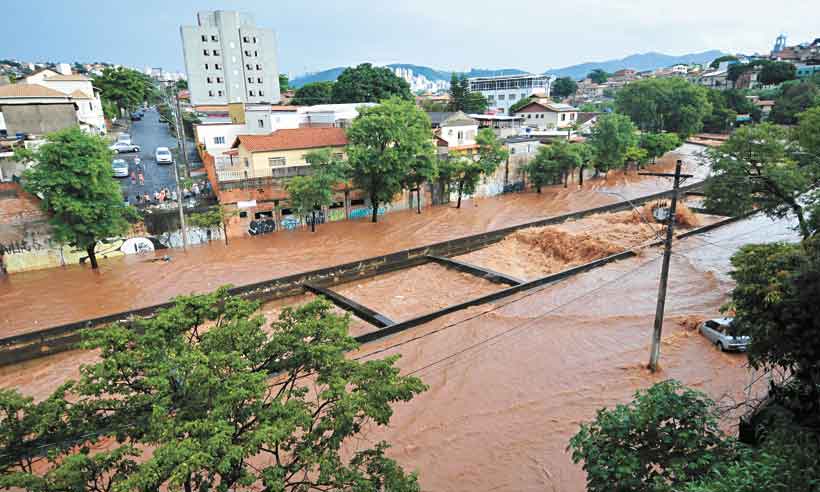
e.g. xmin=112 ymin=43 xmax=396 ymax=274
xmin=0 ymin=147 xmax=706 ymax=337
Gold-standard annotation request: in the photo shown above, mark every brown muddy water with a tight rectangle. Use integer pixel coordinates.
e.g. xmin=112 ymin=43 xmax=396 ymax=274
xmin=0 ymin=147 xmax=707 ymax=337
xmin=0 ymin=211 xmax=800 ymax=491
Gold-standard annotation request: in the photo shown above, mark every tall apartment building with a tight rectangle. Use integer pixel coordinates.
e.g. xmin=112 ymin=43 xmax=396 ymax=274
xmin=468 ymin=74 xmax=553 ymax=115
xmin=180 ymin=10 xmax=280 ymax=106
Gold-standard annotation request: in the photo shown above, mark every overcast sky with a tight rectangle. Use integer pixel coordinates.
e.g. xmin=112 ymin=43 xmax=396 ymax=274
xmin=3 ymin=0 xmax=819 ymax=76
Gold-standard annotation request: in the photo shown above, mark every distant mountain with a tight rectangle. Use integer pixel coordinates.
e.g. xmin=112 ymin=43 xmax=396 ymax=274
xmin=290 ymin=51 xmax=725 ymax=88
xmin=546 ymin=50 xmax=725 ymax=80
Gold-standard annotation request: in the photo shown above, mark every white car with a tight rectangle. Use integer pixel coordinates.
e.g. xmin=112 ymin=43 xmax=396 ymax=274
xmin=110 ymin=142 xmax=140 ymax=153
xmin=117 ymin=133 xmax=132 ymax=144
xmin=699 ymin=317 xmax=751 ymax=352
xmin=155 ymin=147 xmax=173 ymax=165
xmin=111 ymin=159 xmax=129 ymax=178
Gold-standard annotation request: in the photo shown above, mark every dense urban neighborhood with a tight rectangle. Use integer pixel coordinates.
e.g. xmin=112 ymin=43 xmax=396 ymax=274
xmin=1 ymin=5 xmax=820 ymax=492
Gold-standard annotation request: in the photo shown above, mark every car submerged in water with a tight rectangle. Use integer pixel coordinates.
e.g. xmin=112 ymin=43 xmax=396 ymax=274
xmin=699 ymin=317 xmax=750 ymax=352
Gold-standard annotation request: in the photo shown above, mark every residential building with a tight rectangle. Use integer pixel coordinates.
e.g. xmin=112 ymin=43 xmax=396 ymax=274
xmin=513 ymin=100 xmax=579 ymax=131
xmin=180 ymin=10 xmax=280 ymax=106
xmin=0 ymin=84 xmax=81 ymax=135
xmin=468 ymin=73 xmax=552 ymax=114
xmin=503 ymin=135 xmax=541 ymax=189
xmin=19 ymin=68 xmax=106 ymax=134
xmin=796 ymin=64 xmax=820 ymax=79
xmin=433 ymin=112 xmax=478 ymax=155
xmin=470 ymin=113 xmax=523 ymax=138
xmin=202 ymin=127 xmax=349 ymax=235
xmin=299 ymin=103 xmax=376 ymax=128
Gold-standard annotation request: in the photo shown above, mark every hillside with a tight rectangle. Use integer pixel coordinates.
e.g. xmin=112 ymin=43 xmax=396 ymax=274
xmin=546 ymin=50 xmax=724 ymax=79
xmin=290 ymin=50 xmax=725 ymax=87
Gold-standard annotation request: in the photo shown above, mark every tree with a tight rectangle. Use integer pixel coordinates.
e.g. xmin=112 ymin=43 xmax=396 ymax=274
xmin=574 ymin=142 xmax=594 ymax=187
xmin=418 ymin=98 xmax=449 ymax=112
xmin=347 ymin=97 xmax=434 ymax=222
xmin=760 ymin=61 xmax=797 ymax=86
xmin=710 ymin=55 xmax=738 ymax=69
xmin=588 ymin=113 xmax=637 ymax=174
xmin=724 ymin=88 xmax=761 ymax=121
xmin=278 ymin=73 xmax=289 ymax=92
xmin=770 ymin=80 xmax=819 ymax=125
xmin=188 ymin=205 xmax=235 ymax=245
xmin=570 ymin=380 xmax=734 ymax=492
xmin=0 ymin=288 xmax=427 ymax=492
xmin=703 ymin=123 xmax=820 ymax=239
xmin=18 ymin=128 xmax=137 ymax=269
xmin=439 ymin=129 xmax=507 ymax=208
xmin=509 ymin=95 xmax=536 ymax=114
xmin=551 ymin=77 xmax=578 ymax=99
xmin=175 ymin=79 xmax=188 ymax=91
xmin=615 ymin=78 xmax=712 ymax=137
xmin=291 ymin=81 xmax=334 ymax=105
xmin=525 ymin=141 xmax=581 ymax=192
xmin=624 ymin=145 xmax=648 ymax=169
xmin=448 ymin=74 xmax=487 ymax=113
xmin=93 ymin=66 xmax=154 ymax=115
xmin=331 ymin=63 xmax=412 ymax=103
xmin=702 ymin=89 xmax=737 ymax=133
xmin=286 ymin=149 xmax=345 ymax=232
xmin=639 ymin=132 xmax=681 ymax=164
xmin=402 ymin=150 xmax=437 ymax=214
xmin=587 ymin=69 xmax=609 ymax=84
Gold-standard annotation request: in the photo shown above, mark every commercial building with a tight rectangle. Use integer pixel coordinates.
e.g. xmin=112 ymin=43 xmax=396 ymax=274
xmin=468 ymin=74 xmax=552 ymax=114
xmin=180 ymin=10 xmax=280 ymax=106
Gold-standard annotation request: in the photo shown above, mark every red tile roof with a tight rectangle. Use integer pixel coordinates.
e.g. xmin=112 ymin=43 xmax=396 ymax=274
xmin=233 ymin=128 xmax=348 ymax=153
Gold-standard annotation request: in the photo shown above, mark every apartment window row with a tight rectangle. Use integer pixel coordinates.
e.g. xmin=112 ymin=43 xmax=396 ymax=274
xmin=268 ymin=157 xmax=286 ymax=167
xmin=208 ymin=90 xmax=224 ymax=97
xmin=248 ymin=90 xmax=265 ymax=97
xmin=245 ymin=63 xmax=263 ymax=71
xmin=246 ymin=77 xmax=264 ymax=84
xmin=525 ymin=113 xmax=545 ymax=119
xmin=202 ymin=49 xmax=220 ymax=56
xmin=243 ymin=50 xmax=260 ymax=57
xmin=214 ymin=136 xmax=226 ymax=145
xmin=242 ymin=36 xmax=258 ymax=43
xmin=204 ymin=63 xmax=222 ymax=70
xmin=201 ymin=34 xmax=219 ymax=42
xmin=205 ymin=77 xmax=224 ymax=84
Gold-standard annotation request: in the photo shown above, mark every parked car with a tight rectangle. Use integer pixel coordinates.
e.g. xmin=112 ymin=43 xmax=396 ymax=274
xmin=155 ymin=146 xmax=173 ymax=164
xmin=699 ymin=317 xmax=750 ymax=352
xmin=130 ymin=113 xmax=142 ymax=121
xmin=117 ymin=133 xmax=132 ymax=144
xmin=111 ymin=159 xmax=129 ymax=178
xmin=110 ymin=142 xmax=141 ymax=153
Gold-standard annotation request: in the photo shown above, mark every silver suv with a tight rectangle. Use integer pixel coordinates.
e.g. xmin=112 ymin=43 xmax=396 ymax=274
xmin=699 ymin=317 xmax=750 ymax=352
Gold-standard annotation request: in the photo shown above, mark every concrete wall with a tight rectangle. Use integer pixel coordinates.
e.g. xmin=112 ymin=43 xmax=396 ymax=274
xmin=0 ymin=103 xmax=78 ymax=135
xmin=439 ymin=123 xmax=477 ymax=147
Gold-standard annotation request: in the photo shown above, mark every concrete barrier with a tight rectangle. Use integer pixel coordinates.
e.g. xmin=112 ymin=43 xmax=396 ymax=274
xmin=0 ymin=183 xmax=708 ymax=365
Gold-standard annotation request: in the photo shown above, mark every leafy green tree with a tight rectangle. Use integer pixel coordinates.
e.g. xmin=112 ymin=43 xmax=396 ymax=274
xmin=278 ymin=73 xmax=289 ymax=92
xmin=794 ymin=106 xmax=820 ymax=159
xmin=771 ymin=80 xmax=819 ymax=125
xmin=724 ymin=88 xmax=761 ymax=121
xmin=93 ymin=66 xmax=154 ymax=115
xmin=509 ymin=95 xmax=536 ymax=114
xmin=418 ymin=98 xmax=449 ymax=112
xmin=18 ymin=128 xmax=137 ymax=269
xmin=639 ymin=132 xmax=681 ymax=164
xmin=0 ymin=288 xmax=426 ymax=492
xmin=286 ymin=149 xmax=346 ymax=231
xmin=551 ymin=77 xmax=578 ymax=99
xmin=291 ymin=81 xmax=334 ymax=105
xmin=347 ymin=97 xmax=434 ymax=222
xmin=760 ymin=61 xmax=797 ymax=86
xmin=709 ymin=55 xmax=738 ymax=69
xmin=188 ymin=205 xmax=235 ymax=245
xmin=615 ymin=78 xmax=711 ymax=137
xmin=402 ymin=150 xmax=437 ymax=214
xmin=703 ymin=123 xmax=819 ymax=239
xmin=439 ymin=129 xmax=507 ymax=208
xmin=569 ymin=380 xmax=736 ymax=492
xmin=331 ymin=63 xmax=412 ymax=103
xmin=624 ymin=145 xmax=648 ymax=169
xmin=588 ymin=113 xmax=637 ymax=174
xmin=525 ymin=141 xmax=581 ymax=191
xmin=174 ymin=79 xmax=188 ymax=91
xmin=447 ymin=74 xmax=488 ymax=113
xmin=587 ymin=69 xmax=609 ymax=84
xmin=702 ymin=89 xmax=737 ymax=133
xmin=574 ymin=142 xmax=594 ymax=186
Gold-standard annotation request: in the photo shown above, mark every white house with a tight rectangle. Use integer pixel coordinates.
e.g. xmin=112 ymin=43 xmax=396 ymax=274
xmin=514 ymin=100 xmax=579 ymax=131
xmin=22 ymin=68 xmax=106 ymax=134
xmin=299 ymin=103 xmax=376 ymax=128
xmin=435 ymin=112 xmax=478 ymax=150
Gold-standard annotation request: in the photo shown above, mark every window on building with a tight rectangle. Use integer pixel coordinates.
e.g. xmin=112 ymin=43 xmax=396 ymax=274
xmin=571 ymin=113 xmax=576 ymax=120
xmin=206 ymin=76 xmax=213 ymax=83
xmin=216 ymin=77 xmax=223 ymax=83
xmin=457 ymin=131 xmax=463 ymax=140
xmin=247 ymin=77 xmax=253 ymax=84
xmin=332 ymin=152 xmax=343 ymax=160
xmin=208 ymin=90 xmax=214 ymax=97
xmin=243 ymin=36 xmax=249 ymax=43
xmin=214 ymin=136 xmax=226 ymax=145
xmin=203 ymin=49 xmax=209 ymax=56
xmin=258 ymin=119 xmax=264 ymax=128
xmin=88 ymin=102 xmax=93 ymax=111
xmin=201 ymin=35 xmax=207 ymax=42
xmin=215 ymin=63 xmax=221 ymax=70
xmin=258 ymin=90 xmax=264 ymax=96
xmin=211 ymin=35 xmax=218 ymax=42
xmin=205 ymin=63 xmax=209 ymax=70
xmin=561 ymin=114 xmax=566 ymax=121
xmin=254 ymin=50 xmax=258 ymax=57
xmin=527 ymin=114 xmax=531 ymax=119
xmin=498 ymin=94 xmax=505 ymax=100
xmin=218 ymin=90 xmax=223 ymax=96
xmin=256 ymin=64 xmax=262 ymax=70
xmin=509 ymin=94 xmax=517 ymax=101
xmin=257 ymin=77 xmax=262 ymax=83
xmin=213 ymin=50 xmax=220 ymax=56
xmin=268 ymin=157 xmax=286 ymax=167
xmin=244 ymin=50 xmax=251 ymax=56
xmin=249 ymin=90 xmax=255 ymax=96
xmin=510 ymin=147 xmax=516 ymax=155
xmin=244 ymin=158 xmax=250 ymax=168
xmin=246 ymin=64 xmax=253 ymax=70
xmin=253 ymin=36 xmax=257 ymax=43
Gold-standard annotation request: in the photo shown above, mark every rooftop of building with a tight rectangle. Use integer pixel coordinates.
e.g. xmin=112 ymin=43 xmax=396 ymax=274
xmin=514 ymin=100 xmax=578 ymax=112
xmin=231 ymin=127 xmax=348 ymax=153
xmin=0 ymin=83 xmax=72 ymax=99
xmin=468 ymin=73 xmax=550 ymax=82
xmin=44 ymin=73 xmax=91 ymax=82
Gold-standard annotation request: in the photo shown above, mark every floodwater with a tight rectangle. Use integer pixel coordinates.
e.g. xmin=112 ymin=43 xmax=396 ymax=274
xmin=332 ymin=263 xmax=502 ymax=321
xmin=0 ymin=210 xmax=801 ymax=491
xmin=0 ymin=146 xmax=706 ymax=337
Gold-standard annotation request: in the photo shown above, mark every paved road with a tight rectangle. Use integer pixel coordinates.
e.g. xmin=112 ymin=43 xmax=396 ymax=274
xmin=115 ymin=108 xmax=199 ymax=205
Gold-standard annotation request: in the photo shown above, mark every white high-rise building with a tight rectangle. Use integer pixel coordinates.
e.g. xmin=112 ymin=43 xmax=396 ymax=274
xmin=180 ymin=10 xmax=280 ymax=106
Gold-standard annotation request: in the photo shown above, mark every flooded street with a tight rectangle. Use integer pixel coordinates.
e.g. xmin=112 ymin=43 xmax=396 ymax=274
xmin=0 ymin=147 xmax=706 ymax=337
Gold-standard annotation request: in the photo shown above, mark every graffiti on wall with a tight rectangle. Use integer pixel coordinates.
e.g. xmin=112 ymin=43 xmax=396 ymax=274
xmin=348 ymin=206 xmax=387 ymax=220
xmin=249 ymin=219 xmax=276 ymax=235
xmin=328 ymin=208 xmax=346 ymax=222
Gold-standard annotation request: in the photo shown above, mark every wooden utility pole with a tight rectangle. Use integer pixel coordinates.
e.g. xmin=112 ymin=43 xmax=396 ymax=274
xmin=639 ymin=160 xmax=692 ymax=372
